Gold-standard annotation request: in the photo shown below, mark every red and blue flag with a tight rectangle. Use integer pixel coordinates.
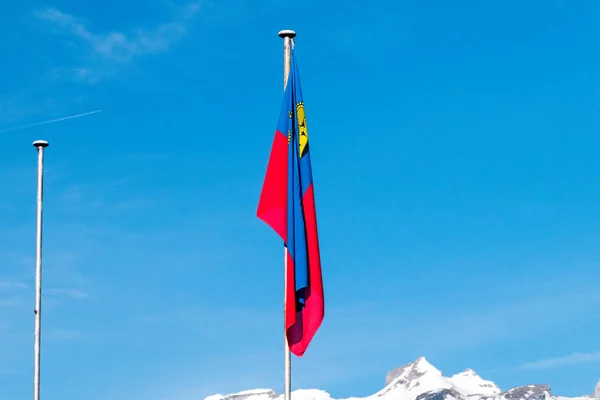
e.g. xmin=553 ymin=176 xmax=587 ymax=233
xmin=257 ymin=49 xmax=324 ymax=357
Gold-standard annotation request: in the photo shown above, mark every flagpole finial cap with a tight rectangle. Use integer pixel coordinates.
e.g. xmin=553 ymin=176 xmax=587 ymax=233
xmin=33 ymin=140 xmax=49 ymax=148
xmin=278 ymin=30 xmax=296 ymax=39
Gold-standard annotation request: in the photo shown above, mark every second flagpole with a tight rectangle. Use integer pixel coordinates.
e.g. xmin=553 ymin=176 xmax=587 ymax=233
xmin=278 ymin=28 xmax=296 ymax=400
xmin=33 ymin=139 xmax=49 ymax=400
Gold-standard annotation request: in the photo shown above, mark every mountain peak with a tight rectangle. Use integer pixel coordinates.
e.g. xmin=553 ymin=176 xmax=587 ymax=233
xmin=380 ymin=357 xmax=451 ymax=399
xmin=412 ymin=357 xmax=440 ymax=373
xmin=205 ymin=389 xmax=279 ymax=400
xmin=384 ymin=357 xmax=443 ymax=386
xmin=450 ymin=368 xmax=501 ymax=396
xmin=204 ymin=358 xmax=594 ymax=400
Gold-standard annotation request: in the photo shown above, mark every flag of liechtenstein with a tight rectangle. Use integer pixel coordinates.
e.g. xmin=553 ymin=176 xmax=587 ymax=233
xmin=257 ymin=49 xmax=324 ymax=357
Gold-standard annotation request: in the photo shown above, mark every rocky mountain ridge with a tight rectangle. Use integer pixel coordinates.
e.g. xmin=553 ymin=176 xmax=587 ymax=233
xmin=205 ymin=357 xmax=599 ymax=400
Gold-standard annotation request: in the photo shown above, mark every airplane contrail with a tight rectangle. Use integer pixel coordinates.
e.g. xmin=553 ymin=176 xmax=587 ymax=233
xmin=0 ymin=109 xmax=102 ymax=134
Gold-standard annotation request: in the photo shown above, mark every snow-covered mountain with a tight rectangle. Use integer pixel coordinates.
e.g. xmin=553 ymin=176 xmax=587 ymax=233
xmin=205 ymin=357 xmax=599 ymax=400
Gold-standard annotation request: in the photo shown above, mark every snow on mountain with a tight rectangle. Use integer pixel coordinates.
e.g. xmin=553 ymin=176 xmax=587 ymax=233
xmin=204 ymin=357 xmax=597 ymax=400
xmin=205 ymin=389 xmax=279 ymax=400
xmin=284 ymin=390 xmax=335 ymax=400
xmin=503 ymin=384 xmax=551 ymax=400
xmin=209 ymin=389 xmax=333 ymax=400
xmin=449 ymin=368 xmax=501 ymax=396
xmin=375 ymin=357 xmax=453 ymax=400
xmin=594 ymin=380 xmax=600 ymax=398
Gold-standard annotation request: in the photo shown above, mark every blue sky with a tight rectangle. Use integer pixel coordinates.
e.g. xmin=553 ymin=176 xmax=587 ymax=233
xmin=1 ymin=0 xmax=600 ymax=399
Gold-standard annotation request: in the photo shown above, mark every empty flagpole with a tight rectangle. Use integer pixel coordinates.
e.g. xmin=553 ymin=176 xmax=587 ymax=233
xmin=33 ymin=139 xmax=49 ymax=400
xmin=278 ymin=28 xmax=296 ymax=400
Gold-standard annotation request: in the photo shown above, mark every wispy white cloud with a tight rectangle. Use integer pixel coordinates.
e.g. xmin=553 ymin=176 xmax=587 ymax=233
xmin=58 ymin=182 xmax=157 ymax=217
xmin=46 ymin=67 xmax=99 ymax=85
xmin=0 ymin=368 xmax=17 ymax=375
xmin=44 ymin=328 xmax=83 ymax=341
xmin=36 ymin=2 xmax=202 ymax=64
xmin=135 ymin=306 xmax=277 ymax=339
xmin=515 ymin=351 xmax=600 ymax=370
xmin=0 ymin=281 xmax=30 ymax=309
xmin=0 ymin=281 xmax=29 ymax=291
xmin=0 ymin=95 xmax=59 ymax=126
xmin=314 ymin=287 xmax=600 ymax=361
xmin=46 ymin=288 xmax=93 ymax=300
xmin=1 ymin=281 xmax=93 ymax=307
xmin=0 ymin=297 xmax=27 ymax=308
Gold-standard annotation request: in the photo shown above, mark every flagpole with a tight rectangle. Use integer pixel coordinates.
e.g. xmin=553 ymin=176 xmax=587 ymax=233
xmin=33 ymin=139 xmax=49 ymax=400
xmin=278 ymin=28 xmax=296 ymax=400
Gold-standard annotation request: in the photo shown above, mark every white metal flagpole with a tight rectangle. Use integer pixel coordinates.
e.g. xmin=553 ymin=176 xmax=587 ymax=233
xmin=283 ymin=246 xmax=291 ymax=400
xmin=33 ymin=139 xmax=49 ymax=400
xmin=278 ymin=28 xmax=296 ymax=400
